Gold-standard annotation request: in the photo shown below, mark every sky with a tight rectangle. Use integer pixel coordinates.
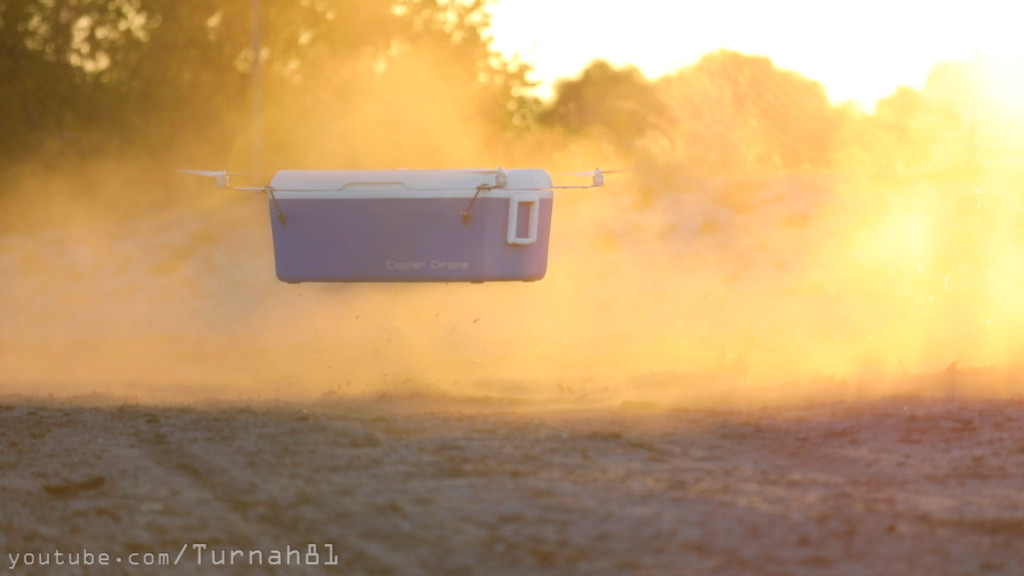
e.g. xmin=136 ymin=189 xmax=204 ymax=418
xmin=488 ymin=0 xmax=1024 ymax=111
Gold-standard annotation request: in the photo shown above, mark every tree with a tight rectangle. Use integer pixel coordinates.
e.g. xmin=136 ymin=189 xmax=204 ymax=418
xmin=651 ymin=50 xmax=839 ymax=178
xmin=538 ymin=60 xmax=666 ymax=148
xmin=0 ymin=0 xmax=154 ymax=157
xmin=0 ymin=0 xmax=535 ymax=169
xmin=863 ymin=62 xmax=978 ymax=174
xmin=259 ymin=0 xmax=537 ymax=167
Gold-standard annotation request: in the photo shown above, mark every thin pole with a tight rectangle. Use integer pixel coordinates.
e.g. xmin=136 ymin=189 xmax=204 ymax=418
xmin=251 ymin=0 xmax=262 ymax=174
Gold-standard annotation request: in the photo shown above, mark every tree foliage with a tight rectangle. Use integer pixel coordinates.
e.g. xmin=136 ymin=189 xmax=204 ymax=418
xmin=866 ymin=62 xmax=978 ymax=173
xmin=649 ymin=50 xmax=839 ymax=178
xmin=0 ymin=0 xmax=154 ymax=155
xmin=1 ymin=1 xmax=1009 ymax=187
xmin=0 ymin=0 xmax=533 ymax=168
xmin=538 ymin=60 xmax=666 ymax=147
xmin=536 ymin=50 xmax=1009 ymax=187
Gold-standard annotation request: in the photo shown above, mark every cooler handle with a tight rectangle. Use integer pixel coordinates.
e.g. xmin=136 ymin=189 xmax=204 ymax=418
xmin=507 ymin=193 xmax=539 ymax=245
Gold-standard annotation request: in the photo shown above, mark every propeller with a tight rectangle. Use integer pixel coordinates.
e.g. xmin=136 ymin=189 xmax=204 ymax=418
xmin=557 ymin=168 xmax=628 ymax=188
xmin=559 ymin=169 xmax=629 ymax=175
xmin=177 ymin=169 xmax=263 ymax=176
xmin=178 ymin=169 xmax=283 ymax=224
xmin=178 ymin=169 xmax=263 ymax=189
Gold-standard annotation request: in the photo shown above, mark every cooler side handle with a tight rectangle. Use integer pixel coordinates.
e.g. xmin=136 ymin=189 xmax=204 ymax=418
xmin=507 ymin=193 xmax=540 ymax=245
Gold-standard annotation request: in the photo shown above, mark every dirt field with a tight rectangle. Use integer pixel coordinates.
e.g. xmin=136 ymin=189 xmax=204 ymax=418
xmin=4 ymin=182 xmax=1024 ymax=574
xmin=2 ymin=391 xmax=1023 ymax=576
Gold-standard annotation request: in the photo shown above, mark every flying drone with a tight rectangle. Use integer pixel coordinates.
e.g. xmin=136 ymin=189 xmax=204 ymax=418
xmin=182 ymin=167 xmax=617 ymax=283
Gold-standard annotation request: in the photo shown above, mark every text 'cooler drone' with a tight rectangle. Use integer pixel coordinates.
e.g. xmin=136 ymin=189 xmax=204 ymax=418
xmin=181 ymin=167 xmax=619 ymax=283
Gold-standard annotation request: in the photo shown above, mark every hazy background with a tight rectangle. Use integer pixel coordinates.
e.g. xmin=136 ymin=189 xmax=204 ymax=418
xmin=3 ymin=0 xmax=1024 ymax=407
xmin=488 ymin=0 xmax=1024 ymax=110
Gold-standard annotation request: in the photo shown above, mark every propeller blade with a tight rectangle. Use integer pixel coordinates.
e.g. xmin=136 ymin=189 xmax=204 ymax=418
xmin=559 ymin=169 xmax=629 ymax=176
xmin=178 ymin=169 xmax=263 ymax=177
xmin=178 ymin=169 xmax=225 ymax=177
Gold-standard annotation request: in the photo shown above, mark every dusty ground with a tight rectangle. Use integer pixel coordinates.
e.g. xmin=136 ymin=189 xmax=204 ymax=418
xmin=2 ymin=392 xmax=1024 ymax=575
xmin=6 ymin=138 xmax=1024 ymax=575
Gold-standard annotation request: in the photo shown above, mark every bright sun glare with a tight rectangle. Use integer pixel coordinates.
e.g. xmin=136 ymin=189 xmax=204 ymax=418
xmin=489 ymin=0 xmax=1024 ymax=111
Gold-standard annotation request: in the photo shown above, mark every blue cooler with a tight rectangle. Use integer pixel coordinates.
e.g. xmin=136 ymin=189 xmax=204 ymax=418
xmin=267 ymin=169 xmax=554 ymax=283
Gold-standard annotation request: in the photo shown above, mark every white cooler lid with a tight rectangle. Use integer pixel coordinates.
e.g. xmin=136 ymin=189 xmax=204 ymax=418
xmin=269 ymin=169 xmax=554 ymax=199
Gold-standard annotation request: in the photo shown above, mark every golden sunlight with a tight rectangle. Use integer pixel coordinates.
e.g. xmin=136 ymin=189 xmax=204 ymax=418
xmin=490 ymin=0 xmax=1021 ymax=110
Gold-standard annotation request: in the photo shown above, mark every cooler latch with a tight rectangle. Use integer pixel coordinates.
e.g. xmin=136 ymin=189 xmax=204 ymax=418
xmin=507 ymin=193 xmax=539 ymax=245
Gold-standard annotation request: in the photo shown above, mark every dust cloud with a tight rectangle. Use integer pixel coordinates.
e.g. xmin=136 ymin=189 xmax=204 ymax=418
xmin=4 ymin=57 xmax=1024 ymax=410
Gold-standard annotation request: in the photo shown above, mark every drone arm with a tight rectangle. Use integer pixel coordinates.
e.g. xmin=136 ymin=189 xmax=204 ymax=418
xmin=550 ymin=168 xmax=624 ymax=189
